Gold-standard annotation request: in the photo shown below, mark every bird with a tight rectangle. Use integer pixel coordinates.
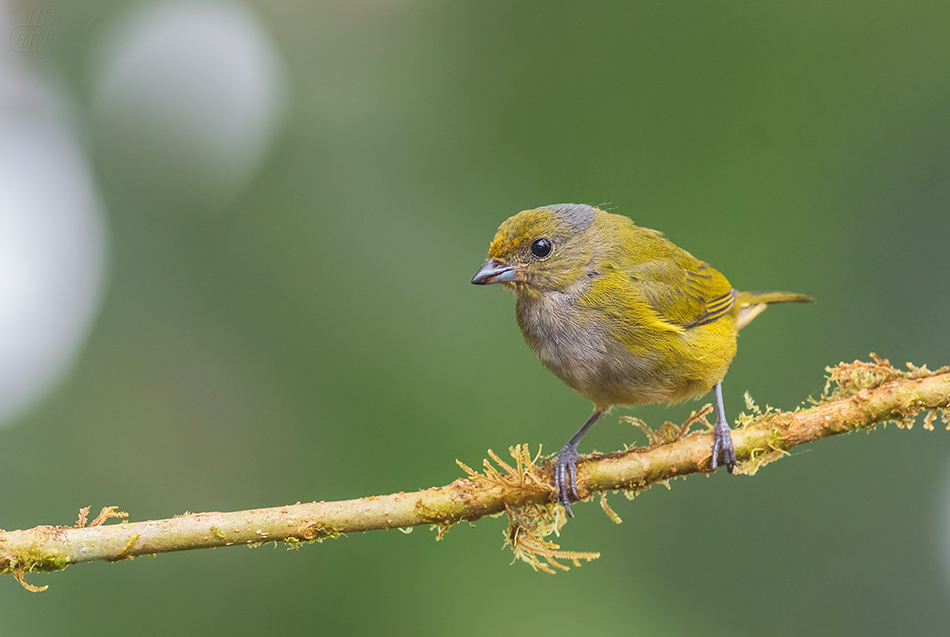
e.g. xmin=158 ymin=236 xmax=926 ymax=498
xmin=471 ymin=203 xmax=811 ymax=516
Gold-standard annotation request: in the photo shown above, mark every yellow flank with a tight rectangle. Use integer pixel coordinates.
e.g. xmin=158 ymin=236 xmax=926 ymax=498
xmin=476 ymin=204 xmax=812 ymax=411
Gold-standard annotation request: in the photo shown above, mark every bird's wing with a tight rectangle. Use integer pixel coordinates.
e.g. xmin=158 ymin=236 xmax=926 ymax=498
xmin=624 ymin=258 xmax=736 ymax=329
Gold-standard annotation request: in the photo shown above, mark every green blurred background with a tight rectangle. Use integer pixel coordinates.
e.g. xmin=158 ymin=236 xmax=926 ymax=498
xmin=2 ymin=1 xmax=950 ymax=635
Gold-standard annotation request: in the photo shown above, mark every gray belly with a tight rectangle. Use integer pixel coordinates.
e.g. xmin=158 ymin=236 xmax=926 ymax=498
xmin=515 ymin=293 xmax=670 ymax=407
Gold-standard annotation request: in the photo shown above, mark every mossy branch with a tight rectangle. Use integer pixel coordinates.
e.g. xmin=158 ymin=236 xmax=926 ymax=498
xmin=3 ymin=356 xmax=950 ymax=588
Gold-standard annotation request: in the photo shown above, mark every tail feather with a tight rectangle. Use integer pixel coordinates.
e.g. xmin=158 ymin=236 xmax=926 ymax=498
xmin=735 ymin=290 xmax=813 ymax=330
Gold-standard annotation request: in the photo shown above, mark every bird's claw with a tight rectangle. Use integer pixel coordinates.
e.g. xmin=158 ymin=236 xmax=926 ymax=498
xmin=711 ymin=417 xmax=736 ymax=473
xmin=555 ymin=443 xmax=581 ymax=518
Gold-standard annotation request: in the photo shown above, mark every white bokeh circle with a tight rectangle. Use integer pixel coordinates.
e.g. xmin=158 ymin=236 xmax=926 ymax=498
xmin=92 ymin=0 xmax=288 ymax=207
xmin=0 ymin=91 xmax=108 ymax=425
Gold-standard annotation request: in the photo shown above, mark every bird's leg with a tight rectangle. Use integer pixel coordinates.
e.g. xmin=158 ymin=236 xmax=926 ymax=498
xmin=710 ymin=382 xmax=736 ymax=472
xmin=555 ymin=410 xmax=604 ymax=518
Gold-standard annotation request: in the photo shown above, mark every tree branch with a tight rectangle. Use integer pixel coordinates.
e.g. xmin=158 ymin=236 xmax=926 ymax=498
xmin=3 ymin=356 xmax=949 ymax=588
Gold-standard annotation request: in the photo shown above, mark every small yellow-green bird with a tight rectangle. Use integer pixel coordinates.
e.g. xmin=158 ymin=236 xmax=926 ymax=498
xmin=472 ymin=204 xmax=811 ymax=516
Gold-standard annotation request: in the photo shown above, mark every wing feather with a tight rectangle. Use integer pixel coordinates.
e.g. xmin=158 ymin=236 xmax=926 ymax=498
xmin=624 ymin=259 xmax=735 ymax=328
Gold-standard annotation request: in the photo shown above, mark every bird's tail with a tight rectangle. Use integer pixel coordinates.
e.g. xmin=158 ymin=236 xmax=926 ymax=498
xmin=735 ymin=290 xmax=813 ymax=330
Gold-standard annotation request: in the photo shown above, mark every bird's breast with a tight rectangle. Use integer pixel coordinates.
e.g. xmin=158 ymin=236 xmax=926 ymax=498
xmin=515 ymin=289 xmax=669 ymax=407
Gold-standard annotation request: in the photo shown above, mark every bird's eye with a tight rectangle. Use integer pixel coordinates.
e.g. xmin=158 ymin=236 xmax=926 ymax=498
xmin=530 ymin=237 xmax=553 ymax=259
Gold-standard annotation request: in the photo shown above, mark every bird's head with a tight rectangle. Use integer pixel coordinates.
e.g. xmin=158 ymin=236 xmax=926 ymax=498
xmin=471 ymin=204 xmax=600 ymax=296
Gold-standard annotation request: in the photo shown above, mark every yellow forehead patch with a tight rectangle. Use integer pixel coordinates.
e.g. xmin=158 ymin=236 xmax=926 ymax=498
xmin=488 ymin=234 xmax=505 ymax=257
xmin=487 ymin=208 xmax=562 ymax=259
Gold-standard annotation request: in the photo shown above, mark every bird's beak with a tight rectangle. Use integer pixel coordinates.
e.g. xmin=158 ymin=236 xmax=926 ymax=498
xmin=471 ymin=258 xmax=518 ymax=285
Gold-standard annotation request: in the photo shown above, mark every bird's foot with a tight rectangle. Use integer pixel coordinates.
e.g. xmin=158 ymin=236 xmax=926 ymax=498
xmin=711 ymin=415 xmax=736 ymax=473
xmin=554 ymin=443 xmax=581 ymax=518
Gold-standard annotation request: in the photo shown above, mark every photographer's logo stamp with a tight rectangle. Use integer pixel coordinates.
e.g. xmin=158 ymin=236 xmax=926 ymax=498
xmin=9 ymin=8 xmax=54 ymax=59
